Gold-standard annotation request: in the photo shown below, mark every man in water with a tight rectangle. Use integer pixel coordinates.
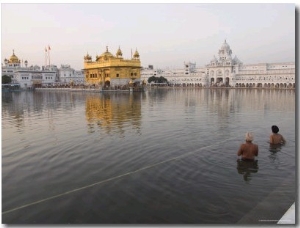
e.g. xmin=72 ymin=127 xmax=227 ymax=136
xmin=237 ymin=132 xmax=259 ymax=161
xmin=270 ymin=125 xmax=286 ymax=144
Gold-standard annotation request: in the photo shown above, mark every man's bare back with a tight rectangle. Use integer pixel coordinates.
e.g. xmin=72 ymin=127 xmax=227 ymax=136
xmin=237 ymin=142 xmax=259 ymax=160
xmin=270 ymin=125 xmax=286 ymax=144
xmin=237 ymin=132 xmax=258 ymax=160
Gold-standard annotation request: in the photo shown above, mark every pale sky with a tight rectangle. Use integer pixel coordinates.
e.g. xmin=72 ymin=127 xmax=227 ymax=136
xmin=1 ymin=3 xmax=296 ymax=71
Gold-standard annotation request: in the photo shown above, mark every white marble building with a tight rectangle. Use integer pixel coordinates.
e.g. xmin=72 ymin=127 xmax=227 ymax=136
xmin=2 ymin=51 xmax=57 ymax=88
xmin=2 ymin=50 xmax=29 ymax=83
xmin=205 ymin=40 xmax=295 ymax=88
xmin=58 ymin=64 xmax=84 ymax=85
xmin=2 ymin=50 xmax=84 ymax=88
xmin=141 ymin=40 xmax=295 ymax=88
xmin=14 ymin=66 xmax=56 ymax=89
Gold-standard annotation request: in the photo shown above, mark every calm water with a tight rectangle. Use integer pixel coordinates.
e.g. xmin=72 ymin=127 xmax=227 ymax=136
xmin=1 ymin=88 xmax=296 ymax=224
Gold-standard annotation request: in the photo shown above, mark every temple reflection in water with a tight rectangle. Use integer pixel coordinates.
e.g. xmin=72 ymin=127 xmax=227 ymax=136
xmin=85 ymin=93 xmax=143 ymax=135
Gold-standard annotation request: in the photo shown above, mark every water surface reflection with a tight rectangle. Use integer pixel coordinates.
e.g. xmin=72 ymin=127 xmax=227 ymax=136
xmin=85 ymin=93 xmax=143 ymax=135
xmin=236 ymin=159 xmax=259 ymax=182
xmin=1 ymin=88 xmax=295 ymax=224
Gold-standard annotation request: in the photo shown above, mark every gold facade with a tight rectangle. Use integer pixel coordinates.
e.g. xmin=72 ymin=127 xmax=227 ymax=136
xmin=83 ymin=46 xmax=141 ymax=86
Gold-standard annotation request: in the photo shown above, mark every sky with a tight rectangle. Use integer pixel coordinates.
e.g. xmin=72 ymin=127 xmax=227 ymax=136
xmin=1 ymin=2 xmax=297 ymax=71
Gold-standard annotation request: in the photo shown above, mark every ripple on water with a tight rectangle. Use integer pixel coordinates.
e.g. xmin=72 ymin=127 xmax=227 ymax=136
xmin=1 ymin=89 xmax=295 ymax=224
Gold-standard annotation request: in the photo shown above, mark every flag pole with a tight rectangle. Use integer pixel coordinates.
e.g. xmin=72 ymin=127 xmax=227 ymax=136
xmin=45 ymin=47 xmax=47 ymax=68
xmin=48 ymin=45 xmax=51 ymax=66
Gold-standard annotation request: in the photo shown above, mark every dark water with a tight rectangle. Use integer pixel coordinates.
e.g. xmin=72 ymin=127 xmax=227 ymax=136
xmin=1 ymin=88 xmax=296 ymax=224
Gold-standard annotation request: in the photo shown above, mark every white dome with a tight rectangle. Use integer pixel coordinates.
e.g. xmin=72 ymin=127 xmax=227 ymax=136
xmin=221 ymin=40 xmax=231 ymax=51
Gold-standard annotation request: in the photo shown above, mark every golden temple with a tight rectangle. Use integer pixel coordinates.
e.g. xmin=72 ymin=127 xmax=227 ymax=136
xmin=83 ymin=46 xmax=141 ymax=87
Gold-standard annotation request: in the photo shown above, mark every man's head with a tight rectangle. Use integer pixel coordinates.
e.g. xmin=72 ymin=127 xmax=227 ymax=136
xmin=245 ymin=132 xmax=253 ymax=142
xmin=272 ymin=125 xmax=279 ymax=133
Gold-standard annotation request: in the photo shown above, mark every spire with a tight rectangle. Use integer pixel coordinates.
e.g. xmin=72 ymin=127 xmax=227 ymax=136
xmin=133 ymin=48 xmax=140 ymax=59
xmin=116 ymin=45 xmax=123 ymax=57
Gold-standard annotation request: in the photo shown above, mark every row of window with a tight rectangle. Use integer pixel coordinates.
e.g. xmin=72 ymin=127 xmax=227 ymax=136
xmin=169 ymin=78 xmax=204 ymax=82
xmin=236 ymin=77 xmax=293 ymax=81
xmin=32 ymin=76 xmax=42 ymax=79
xmin=87 ymin=73 xmax=137 ymax=78
xmin=210 ymin=62 xmax=232 ymax=66
xmin=21 ymin=76 xmax=53 ymax=80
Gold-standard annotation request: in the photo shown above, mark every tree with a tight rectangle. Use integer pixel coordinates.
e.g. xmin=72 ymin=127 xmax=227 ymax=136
xmin=2 ymin=75 xmax=12 ymax=84
xmin=158 ymin=76 xmax=168 ymax=83
xmin=148 ymin=76 xmax=156 ymax=83
xmin=148 ymin=76 xmax=168 ymax=84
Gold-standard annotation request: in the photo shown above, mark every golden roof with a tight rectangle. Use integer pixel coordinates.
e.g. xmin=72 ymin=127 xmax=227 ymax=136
xmin=9 ymin=50 xmax=20 ymax=63
xmin=100 ymin=46 xmax=114 ymax=58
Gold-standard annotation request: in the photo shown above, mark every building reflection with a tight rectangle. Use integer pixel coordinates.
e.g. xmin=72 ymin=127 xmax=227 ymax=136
xmin=85 ymin=93 xmax=142 ymax=135
xmin=2 ymin=92 xmax=26 ymax=130
xmin=204 ymin=88 xmax=295 ymax=116
xmin=236 ymin=159 xmax=259 ymax=182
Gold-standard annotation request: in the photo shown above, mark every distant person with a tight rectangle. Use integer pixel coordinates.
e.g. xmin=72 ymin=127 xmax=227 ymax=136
xmin=270 ymin=125 xmax=286 ymax=145
xmin=237 ymin=132 xmax=259 ymax=161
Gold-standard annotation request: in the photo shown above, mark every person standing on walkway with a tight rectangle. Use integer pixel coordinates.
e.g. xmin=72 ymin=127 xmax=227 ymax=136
xmin=270 ymin=125 xmax=286 ymax=144
xmin=237 ymin=132 xmax=259 ymax=161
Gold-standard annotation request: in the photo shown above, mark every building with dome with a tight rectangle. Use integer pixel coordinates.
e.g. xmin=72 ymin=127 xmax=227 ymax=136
xmin=2 ymin=50 xmax=27 ymax=80
xmin=83 ymin=46 xmax=141 ymax=87
xmin=206 ymin=39 xmax=242 ymax=86
xmin=2 ymin=50 xmax=86 ymax=89
xmin=2 ymin=50 xmax=58 ymax=89
xmin=141 ymin=40 xmax=295 ymax=88
xmin=205 ymin=40 xmax=295 ymax=88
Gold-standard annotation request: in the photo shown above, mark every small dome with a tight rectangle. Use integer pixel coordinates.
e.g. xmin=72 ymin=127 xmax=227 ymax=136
xmin=84 ymin=53 xmax=92 ymax=61
xmin=9 ymin=50 xmax=20 ymax=63
xmin=211 ymin=55 xmax=217 ymax=62
xmin=133 ymin=49 xmax=140 ymax=58
xmin=233 ymin=55 xmax=241 ymax=64
xmin=100 ymin=46 xmax=114 ymax=58
xmin=221 ymin=40 xmax=230 ymax=50
xmin=116 ymin=46 xmax=123 ymax=57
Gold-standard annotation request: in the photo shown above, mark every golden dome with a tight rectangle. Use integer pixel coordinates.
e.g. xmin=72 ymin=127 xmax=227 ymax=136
xmin=100 ymin=46 xmax=114 ymax=58
xmin=9 ymin=50 xmax=20 ymax=63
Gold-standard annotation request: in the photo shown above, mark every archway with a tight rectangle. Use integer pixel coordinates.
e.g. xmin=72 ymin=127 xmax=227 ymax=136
xmin=217 ymin=77 xmax=223 ymax=84
xmin=225 ymin=77 xmax=230 ymax=86
xmin=104 ymin=80 xmax=110 ymax=87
